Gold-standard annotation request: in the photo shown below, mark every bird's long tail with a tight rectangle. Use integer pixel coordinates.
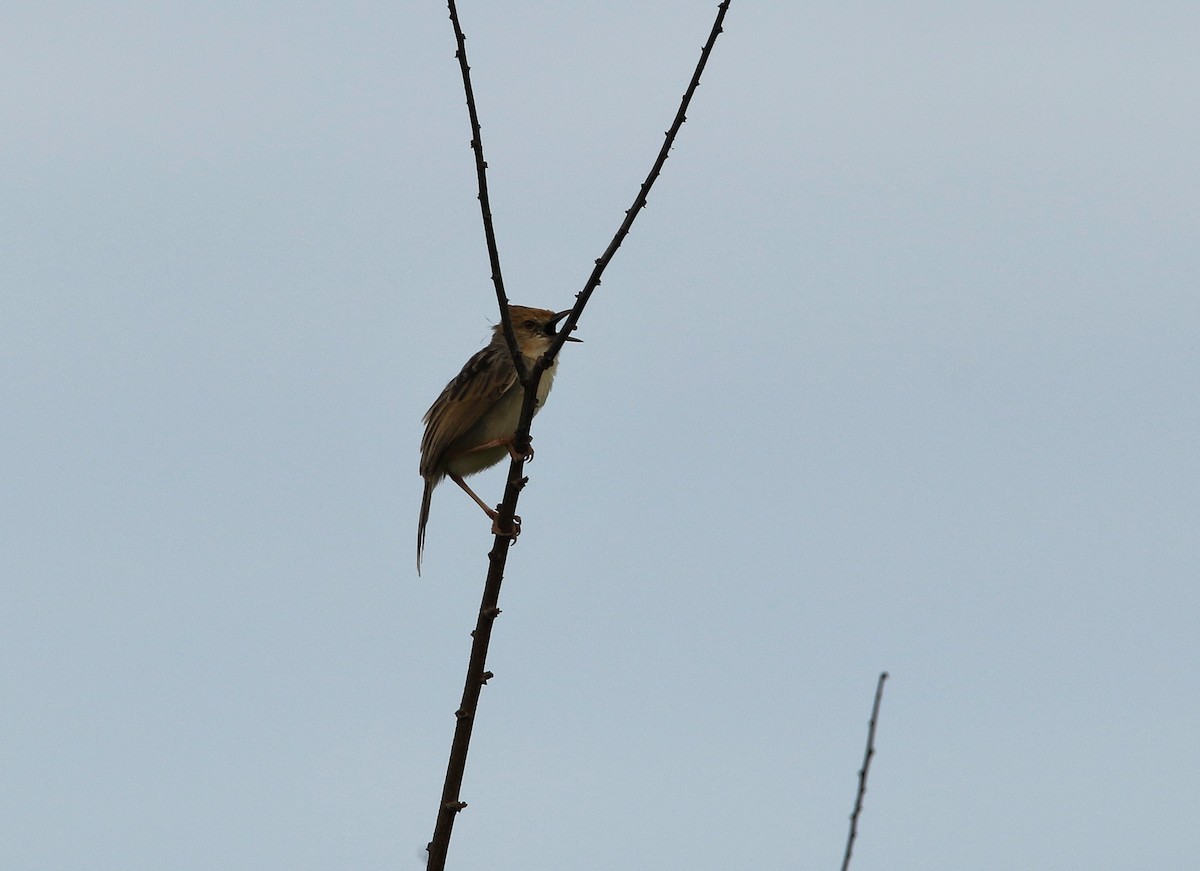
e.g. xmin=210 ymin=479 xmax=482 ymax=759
xmin=417 ymin=478 xmax=434 ymax=575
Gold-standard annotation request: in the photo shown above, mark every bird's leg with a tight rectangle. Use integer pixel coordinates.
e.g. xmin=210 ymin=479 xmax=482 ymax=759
xmin=448 ymin=473 xmax=521 ymax=538
xmin=456 ymin=435 xmax=534 ymax=463
xmin=448 ymin=473 xmax=496 ymax=518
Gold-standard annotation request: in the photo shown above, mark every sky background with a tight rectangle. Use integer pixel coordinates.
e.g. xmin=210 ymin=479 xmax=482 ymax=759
xmin=3 ymin=2 xmax=1198 ymax=869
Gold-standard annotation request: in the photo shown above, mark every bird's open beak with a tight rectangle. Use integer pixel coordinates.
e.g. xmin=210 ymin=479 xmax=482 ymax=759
xmin=549 ymin=309 xmax=583 ymax=342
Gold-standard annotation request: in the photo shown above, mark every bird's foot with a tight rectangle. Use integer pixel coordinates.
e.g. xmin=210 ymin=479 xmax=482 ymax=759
xmin=504 ymin=436 xmax=534 ymax=464
xmin=491 ymin=511 xmax=522 ymax=539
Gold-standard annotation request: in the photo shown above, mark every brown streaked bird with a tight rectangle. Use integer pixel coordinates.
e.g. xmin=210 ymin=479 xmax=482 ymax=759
xmin=418 ymin=305 xmax=580 ymax=573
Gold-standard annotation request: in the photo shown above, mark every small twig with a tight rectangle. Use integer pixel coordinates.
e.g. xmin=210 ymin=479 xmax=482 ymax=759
xmin=445 ymin=0 xmax=525 ymax=383
xmin=423 ymin=544 xmax=509 ymax=871
xmin=508 ymin=0 xmax=733 ymax=459
xmin=841 ymin=672 xmax=889 ymax=871
xmin=543 ymin=0 xmax=732 ymax=364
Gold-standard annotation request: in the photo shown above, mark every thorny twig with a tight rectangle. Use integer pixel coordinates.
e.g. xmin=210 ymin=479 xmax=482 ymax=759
xmin=841 ymin=672 xmax=889 ymax=871
xmin=426 ymin=5 xmax=732 ymax=869
xmin=445 ymin=0 xmax=525 ymax=383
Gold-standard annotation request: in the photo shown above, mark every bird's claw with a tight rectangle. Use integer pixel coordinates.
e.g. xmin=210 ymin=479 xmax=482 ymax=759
xmin=505 ymin=438 xmax=534 ymax=464
xmin=491 ymin=512 xmax=522 ymax=539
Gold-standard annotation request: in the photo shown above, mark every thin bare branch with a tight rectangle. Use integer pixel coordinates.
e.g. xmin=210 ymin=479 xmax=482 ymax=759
xmin=512 ymin=0 xmax=733 ymax=465
xmin=841 ymin=672 xmax=889 ymax=871
xmin=445 ymin=0 xmax=526 ymax=383
xmin=423 ymin=533 xmax=513 ymax=871
xmin=426 ymin=5 xmax=732 ymax=869
xmin=544 ymin=0 xmax=732 ymax=365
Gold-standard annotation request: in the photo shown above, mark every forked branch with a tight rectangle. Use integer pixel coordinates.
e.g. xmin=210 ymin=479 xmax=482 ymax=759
xmin=426 ymin=5 xmax=732 ymax=869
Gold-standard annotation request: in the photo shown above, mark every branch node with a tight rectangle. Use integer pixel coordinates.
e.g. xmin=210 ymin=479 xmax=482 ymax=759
xmin=442 ymin=800 xmax=468 ymax=813
xmin=480 ymin=670 xmax=494 ymax=684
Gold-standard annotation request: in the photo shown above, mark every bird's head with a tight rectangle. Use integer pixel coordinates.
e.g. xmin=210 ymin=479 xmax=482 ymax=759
xmin=502 ymin=305 xmax=582 ymax=357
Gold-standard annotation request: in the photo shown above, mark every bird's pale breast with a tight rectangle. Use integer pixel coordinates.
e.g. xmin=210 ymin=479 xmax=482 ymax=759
xmin=442 ymin=359 xmax=557 ymax=478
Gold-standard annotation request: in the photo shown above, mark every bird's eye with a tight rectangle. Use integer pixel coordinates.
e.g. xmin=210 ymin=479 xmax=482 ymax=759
xmin=523 ymin=320 xmax=537 ymax=330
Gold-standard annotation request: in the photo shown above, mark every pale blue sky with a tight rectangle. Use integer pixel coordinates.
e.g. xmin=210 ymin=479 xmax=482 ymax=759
xmin=3 ymin=3 xmax=1198 ymax=869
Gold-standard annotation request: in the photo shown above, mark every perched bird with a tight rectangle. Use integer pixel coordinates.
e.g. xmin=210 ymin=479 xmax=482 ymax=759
xmin=418 ymin=305 xmax=580 ymax=573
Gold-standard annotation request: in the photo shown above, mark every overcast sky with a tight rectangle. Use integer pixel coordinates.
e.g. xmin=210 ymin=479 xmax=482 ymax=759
xmin=3 ymin=3 xmax=1198 ymax=869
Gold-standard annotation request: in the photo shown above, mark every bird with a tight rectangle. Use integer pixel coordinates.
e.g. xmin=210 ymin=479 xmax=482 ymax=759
xmin=418 ymin=305 xmax=581 ymax=573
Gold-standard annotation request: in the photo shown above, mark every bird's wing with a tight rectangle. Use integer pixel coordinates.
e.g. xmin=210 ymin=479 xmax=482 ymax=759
xmin=420 ymin=344 xmax=518 ymax=476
